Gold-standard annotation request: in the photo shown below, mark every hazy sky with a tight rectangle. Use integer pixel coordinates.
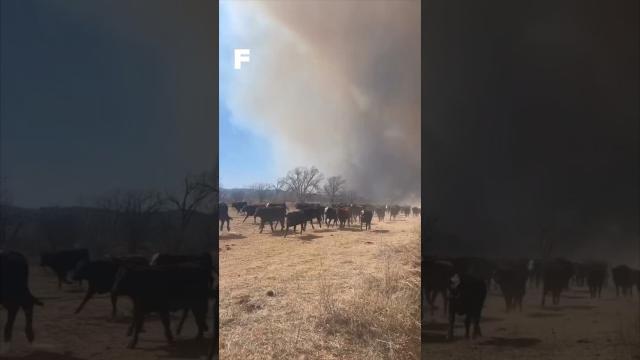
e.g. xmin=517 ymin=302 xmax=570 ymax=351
xmin=423 ymin=0 xmax=638 ymax=264
xmin=1 ymin=0 xmax=217 ymax=208
xmin=219 ymin=1 xmax=421 ymax=204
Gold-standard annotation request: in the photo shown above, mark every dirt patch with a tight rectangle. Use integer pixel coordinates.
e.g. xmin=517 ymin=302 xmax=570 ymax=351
xmin=479 ymin=337 xmax=542 ymax=348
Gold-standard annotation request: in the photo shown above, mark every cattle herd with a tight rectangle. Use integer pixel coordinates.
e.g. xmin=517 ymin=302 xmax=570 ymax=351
xmin=423 ymin=256 xmax=640 ymax=341
xmin=219 ymin=201 xmax=421 ymax=236
xmin=0 ymin=248 xmax=218 ymax=360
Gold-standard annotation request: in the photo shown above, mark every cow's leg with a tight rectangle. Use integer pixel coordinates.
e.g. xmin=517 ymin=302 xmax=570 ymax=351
xmin=75 ymin=286 xmax=96 ymax=314
xmin=242 ymin=214 xmax=249 ymax=223
xmin=518 ymin=297 xmax=523 ymax=312
xmin=473 ymin=316 xmax=482 ymax=338
xmin=446 ymin=308 xmax=455 ymax=341
xmin=110 ymin=293 xmax=118 ymax=318
xmin=192 ymin=303 xmax=207 ymax=340
xmin=464 ymin=316 xmax=471 ymax=339
xmin=4 ymin=305 xmax=18 ymax=342
xmin=443 ymin=291 xmax=448 ymax=315
xmin=220 ymin=220 xmax=224 ymax=231
xmin=284 ymin=227 xmax=289 ymax=238
xmin=128 ymin=310 xmax=144 ymax=348
xmin=427 ymin=292 xmax=436 ymax=315
xmin=126 ymin=317 xmax=135 ymax=337
xmin=160 ymin=312 xmax=174 ymax=344
xmin=226 ymin=220 xmax=230 ymax=231
xmin=176 ymin=308 xmax=188 ymax=335
xmin=23 ymin=304 xmax=35 ymax=343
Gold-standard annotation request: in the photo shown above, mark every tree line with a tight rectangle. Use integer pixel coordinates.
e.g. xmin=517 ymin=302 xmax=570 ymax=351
xmin=0 ymin=171 xmax=217 ymax=257
xmin=220 ymin=166 xmax=361 ymax=204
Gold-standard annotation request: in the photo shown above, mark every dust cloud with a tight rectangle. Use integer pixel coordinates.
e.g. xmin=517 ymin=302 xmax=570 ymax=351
xmin=222 ymin=1 xmax=420 ymax=204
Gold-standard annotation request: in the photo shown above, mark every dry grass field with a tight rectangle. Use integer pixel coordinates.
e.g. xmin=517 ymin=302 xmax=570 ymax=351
xmin=219 ymin=206 xmax=421 ymax=360
xmin=0 ymin=260 xmax=215 ymax=360
xmin=423 ymin=278 xmax=640 ymax=360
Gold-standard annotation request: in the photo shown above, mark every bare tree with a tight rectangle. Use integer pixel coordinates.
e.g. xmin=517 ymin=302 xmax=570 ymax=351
xmin=323 ymin=176 xmax=346 ymax=204
xmin=344 ymin=190 xmax=358 ymax=204
xmin=250 ymin=183 xmax=273 ymax=203
xmin=92 ymin=189 xmax=164 ymax=254
xmin=167 ymin=171 xmax=217 ymax=252
xmin=230 ymin=189 xmax=245 ymax=202
xmin=278 ymin=166 xmax=324 ymax=203
xmin=39 ymin=208 xmax=77 ymax=252
xmin=120 ymin=190 xmax=164 ymax=254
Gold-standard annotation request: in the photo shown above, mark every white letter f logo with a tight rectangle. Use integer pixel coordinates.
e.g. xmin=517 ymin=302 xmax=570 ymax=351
xmin=234 ymin=49 xmax=250 ymax=70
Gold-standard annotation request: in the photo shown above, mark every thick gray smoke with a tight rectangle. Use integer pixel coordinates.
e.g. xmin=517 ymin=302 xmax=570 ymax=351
xmin=223 ymin=1 xmax=420 ymax=204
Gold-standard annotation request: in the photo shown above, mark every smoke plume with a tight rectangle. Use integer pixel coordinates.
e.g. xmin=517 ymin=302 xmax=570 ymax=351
xmin=221 ymin=1 xmax=420 ymax=204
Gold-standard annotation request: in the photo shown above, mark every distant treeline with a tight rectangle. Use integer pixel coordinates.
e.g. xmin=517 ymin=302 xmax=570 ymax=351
xmin=0 ymin=171 xmax=217 ymax=258
xmin=0 ymin=205 xmax=216 ymax=258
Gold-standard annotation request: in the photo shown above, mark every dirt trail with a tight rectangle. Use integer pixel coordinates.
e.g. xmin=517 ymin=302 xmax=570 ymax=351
xmin=219 ymin=208 xmax=421 ymax=360
xmin=423 ymin=281 xmax=640 ymax=360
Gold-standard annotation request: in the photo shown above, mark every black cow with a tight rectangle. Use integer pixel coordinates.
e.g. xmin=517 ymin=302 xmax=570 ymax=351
xmin=266 ymin=202 xmax=286 ymax=209
xmin=572 ymin=262 xmax=588 ymax=287
xmin=612 ymin=265 xmax=635 ymax=297
xmin=451 ymin=257 xmax=496 ymax=289
xmin=527 ymin=259 xmax=543 ymax=288
xmin=360 ymin=209 xmax=373 ymax=230
xmin=337 ymin=207 xmax=351 ymax=229
xmin=447 ymin=273 xmax=487 ymax=341
xmin=541 ymin=258 xmax=574 ymax=306
xmin=389 ymin=205 xmax=400 ymax=220
xmin=112 ymin=263 xmax=211 ymax=349
xmin=255 ymin=206 xmax=286 ymax=233
xmin=241 ymin=204 xmax=265 ymax=224
xmin=301 ymin=206 xmax=323 ymax=230
xmin=284 ymin=211 xmax=307 ymax=237
xmin=586 ymin=261 xmax=607 ymax=299
xmin=493 ymin=260 xmax=528 ymax=312
xmin=375 ymin=207 xmax=386 ymax=222
xmin=324 ymin=207 xmax=338 ymax=227
xmin=231 ymin=201 xmax=247 ymax=213
xmin=423 ymin=257 xmax=454 ymax=315
xmin=402 ymin=206 xmax=411 ymax=217
xmin=0 ymin=251 xmax=43 ymax=344
xmin=350 ymin=205 xmax=363 ymax=223
xmin=41 ymin=249 xmax=90 ymax=288
xmin=72 ymin=256 xmax=149 ymax=317
xmin=412 ymin=207 xmax=420 ymax=216
xmin=219 ymin=203 xmax=232 ymax=232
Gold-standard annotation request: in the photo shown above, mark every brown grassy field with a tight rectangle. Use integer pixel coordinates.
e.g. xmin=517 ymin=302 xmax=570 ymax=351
xmin=0 ymin=260 xmax=215 ymax=360
xmin=423 ymin=278 xmax=640 ymax=360
xmin=219 ymin=207 xmax=421 ymax=360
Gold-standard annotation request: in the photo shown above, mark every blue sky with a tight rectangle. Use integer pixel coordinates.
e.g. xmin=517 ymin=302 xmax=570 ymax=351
xmin=219 ymin=2 xmax=277 ymax=189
